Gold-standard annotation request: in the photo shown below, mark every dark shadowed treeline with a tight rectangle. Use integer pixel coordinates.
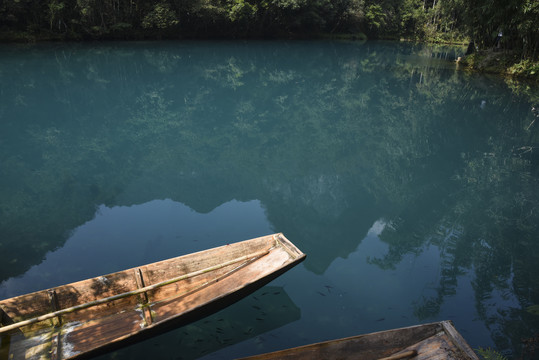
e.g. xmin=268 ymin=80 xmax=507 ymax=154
xmin=0 ymin=0 xmax=538 ymax=58
xmin=0 ymin=0 xmax=365 ymax=39
xmin=441 ymin=0 xmax=539 ymax=59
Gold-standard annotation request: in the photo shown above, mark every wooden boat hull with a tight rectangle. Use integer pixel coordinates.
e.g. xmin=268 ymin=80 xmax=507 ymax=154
xmin=239 ymin=321 xmax=479 ymax=360
xmin=0 ymin=233 xmax=305 ymax=360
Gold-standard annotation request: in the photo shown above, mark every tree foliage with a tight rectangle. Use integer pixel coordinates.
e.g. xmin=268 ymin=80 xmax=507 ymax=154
xmin=142 ymin=2 xmax=179 ymax=30
xmin=0 ymin=0 xmax=537 ymax=60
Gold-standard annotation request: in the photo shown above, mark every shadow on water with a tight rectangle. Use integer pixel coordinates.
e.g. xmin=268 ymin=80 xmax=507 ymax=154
xmin=1 ymin=40 xmax=539 ymax=357
xmin=91 ymin=285 xmax=300 ymax=360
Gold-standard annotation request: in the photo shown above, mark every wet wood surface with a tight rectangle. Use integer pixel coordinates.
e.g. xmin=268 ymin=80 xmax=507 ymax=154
xmin=0 ymin=233 xmax=305 ymax=360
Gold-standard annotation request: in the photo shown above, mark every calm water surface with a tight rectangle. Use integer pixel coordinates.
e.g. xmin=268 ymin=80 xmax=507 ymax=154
xmin=1 ymin=40 xmax=538 ymax=359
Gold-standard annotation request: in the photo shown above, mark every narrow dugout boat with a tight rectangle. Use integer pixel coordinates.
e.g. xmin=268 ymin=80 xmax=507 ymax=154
xmin=0 ymin=233 xmax=305 ymax=360
xmin=239 ymin=321 xmax=479 ymax=360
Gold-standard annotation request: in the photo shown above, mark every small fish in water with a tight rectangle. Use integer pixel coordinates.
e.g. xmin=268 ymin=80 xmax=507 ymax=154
xmin=376 ymin=318 xmax=385 ymax=322
xmin=256 ymin=317 xmax=264 ymax=321
xmin=316 ymin=291 xmax=326 ymax=296
xmin=252 ymin=305 xmax=261 ymax=310
xmin=325 ymin=285 xmax=333 ymax=293
xmin=273 ymin=291 xmax=280 ymax=295
xmin=216 ymin=327 xmax=224 ymax=333
xmin=253 ymin=296 xmax=259 ymax=301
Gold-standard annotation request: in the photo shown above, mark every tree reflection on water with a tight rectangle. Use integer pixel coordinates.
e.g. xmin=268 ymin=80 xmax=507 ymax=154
xmin=0 ymin=40 xmax=538 ymax=357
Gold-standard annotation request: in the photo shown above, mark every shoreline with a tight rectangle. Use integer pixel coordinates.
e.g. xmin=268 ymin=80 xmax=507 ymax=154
xmin=1 ymin=31 xmax=536 ymax=82
xmin=457 ymin=49 xmax=538 ymax=81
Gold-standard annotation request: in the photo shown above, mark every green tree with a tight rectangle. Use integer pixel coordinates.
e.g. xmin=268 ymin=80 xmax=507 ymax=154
xmin=48 ymin=0 xmax=65 ymax=30
xmin=441 ymin=0 xmax=539 ymax=57
xmin=364 ymin=4 xmax=386 ymax=34
xmin=142 ymin=2 xmax=179 ymax=29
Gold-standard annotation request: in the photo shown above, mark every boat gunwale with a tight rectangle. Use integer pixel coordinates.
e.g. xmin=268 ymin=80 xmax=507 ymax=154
xmin=69 ymin=235 xmax=305 ymax=359
xmin=0 ymin=249 xmax=272 ymax=335
xmin=0 ymin=233 xmax=304 ymax=336
xmin=1 ymin=234 xmax=278 ymax=302
xmin=237 ymin=320 xmax=479 ymax=360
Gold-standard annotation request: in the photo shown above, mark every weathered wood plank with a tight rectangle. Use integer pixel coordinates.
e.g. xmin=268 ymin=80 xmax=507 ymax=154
xmin=377 ymin=350 xmax=418 ymax=360
xmin=48 ymin=290 xmax=62 ymax=327
xmin=0 ymin=249 xmax=271 ymax=335
xmin=441 ymin=321 xmax=480 ymax=360
xmin=50 ymin=332 xmax=60 ymax=360
xmin=134 ymin=268 xmax=152 ymax=327
xmin=239 ymin=321 xmax=478 ymax=360
xmin=0 ymin=233 xmax=305 ymax=360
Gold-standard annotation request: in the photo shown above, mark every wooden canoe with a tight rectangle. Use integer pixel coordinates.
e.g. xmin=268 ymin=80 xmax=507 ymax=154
xmin=239 ymin=321 xmax=479 ymax=360
xmin=0 ymin=233 xmax=305 ymax=360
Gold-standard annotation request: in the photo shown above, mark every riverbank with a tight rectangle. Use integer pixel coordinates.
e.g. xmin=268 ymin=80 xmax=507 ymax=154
xmin=458 ymin=49 xmax=538 ymax=81
xmin=1 ymin=29 xmax=537 ymax=83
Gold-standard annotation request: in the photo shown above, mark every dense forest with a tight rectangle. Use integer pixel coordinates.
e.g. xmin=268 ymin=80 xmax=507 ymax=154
xmin=0 ymin=0 xmax=538 ymax=59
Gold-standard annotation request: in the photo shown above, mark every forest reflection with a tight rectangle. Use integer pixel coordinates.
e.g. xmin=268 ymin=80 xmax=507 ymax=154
xmin=0 ymin=199 xmax=273 ymax=299
xmin=0 ymin=40 xmax=538 ymax=357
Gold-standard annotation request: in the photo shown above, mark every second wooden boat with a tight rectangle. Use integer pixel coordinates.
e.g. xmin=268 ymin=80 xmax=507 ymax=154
xmin=239 ymin=320 xmax=479 ymax=360
xmin=0 ymin=233 xmax=305 ymax=360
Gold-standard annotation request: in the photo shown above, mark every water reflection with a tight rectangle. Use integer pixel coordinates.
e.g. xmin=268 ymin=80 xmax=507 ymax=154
xmin=0 ymin=40 xmax=538 ymax=357
xmin=0 ymin=199 xmax=273 ymax=299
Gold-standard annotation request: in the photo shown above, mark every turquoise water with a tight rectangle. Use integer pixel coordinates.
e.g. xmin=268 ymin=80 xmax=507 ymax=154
xmin=1 ymin=40 xmax=538 ymax=359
